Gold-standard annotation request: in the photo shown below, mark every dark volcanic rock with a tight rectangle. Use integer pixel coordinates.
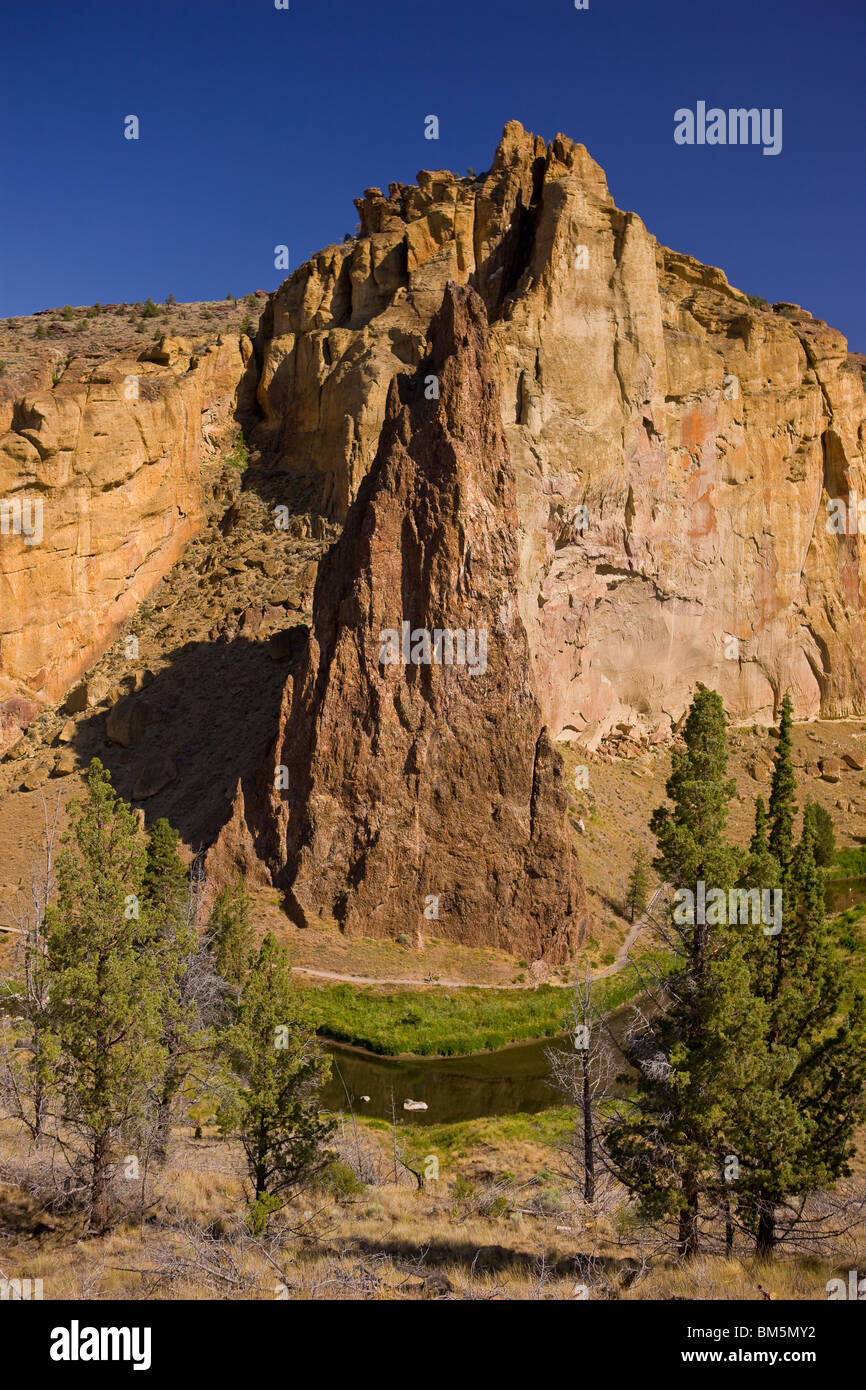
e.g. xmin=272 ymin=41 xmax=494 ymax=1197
xmin=257 ymin=282 xmax=585 ymax=963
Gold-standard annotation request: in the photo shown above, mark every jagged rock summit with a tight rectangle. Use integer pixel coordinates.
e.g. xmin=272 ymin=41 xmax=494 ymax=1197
xmin=4 ymin=119 xmax=866 ymax=903
xmin=252 ymin=119 xmax=866 ymax=744
xmin=243 ymin=281 xmax=584 ymax=963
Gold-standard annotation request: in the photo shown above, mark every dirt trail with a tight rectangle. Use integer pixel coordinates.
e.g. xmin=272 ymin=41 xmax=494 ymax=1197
xmin=290 ymin=886 xmax=666 ymax=991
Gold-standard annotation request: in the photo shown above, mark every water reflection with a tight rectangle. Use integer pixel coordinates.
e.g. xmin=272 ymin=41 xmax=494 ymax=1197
xmin=322 ymin=1036 xmax=564 ymax=1127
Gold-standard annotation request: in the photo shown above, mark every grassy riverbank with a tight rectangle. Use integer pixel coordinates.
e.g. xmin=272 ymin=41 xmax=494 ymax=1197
xmin=298 ymin=949 xmax=673 ymax=1057
xmin=827 ymin=848 xmax=866 ymax=879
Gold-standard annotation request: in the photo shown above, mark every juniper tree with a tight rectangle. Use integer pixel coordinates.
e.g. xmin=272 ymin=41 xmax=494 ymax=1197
xmin=750 ymin=797 xmax=768 ymax=856
xmin=734 ymin=813 xmax=866 ymax=1257
xmin=767 ymin=693 xmax=797 ymax=869
xmin=626 ymin=845 xmax=651 ymax=923
xmin=217 ymin=933 xmax=334 ymax=1233
xmin=142 ymin=819 xmax=206 ymax=1163
xmin=44 ymin=760 xmax=164 ymax=1231
xmin=802 ymin=800 xmax=836 ymax=869
xmin=208 ymin=877 xmax=254 ymax=995
xmin=608 ymin=690 xmax=743 ymax=1257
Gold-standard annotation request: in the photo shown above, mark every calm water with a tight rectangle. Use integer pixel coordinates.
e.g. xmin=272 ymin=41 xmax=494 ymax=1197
xmin=322 ymin=1035 xmax=563 ymax=1127
xmin=320 ymin=882 xmax=866 ymax=1128
xmin=825 ymin=875 xmax=866 ymax=916
xmin=321 ymin=1004 xmax=635 ymax=1126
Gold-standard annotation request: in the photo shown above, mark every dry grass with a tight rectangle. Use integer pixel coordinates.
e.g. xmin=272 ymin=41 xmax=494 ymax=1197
xmin=1 ymin=1113 xmax=863 ymax=1301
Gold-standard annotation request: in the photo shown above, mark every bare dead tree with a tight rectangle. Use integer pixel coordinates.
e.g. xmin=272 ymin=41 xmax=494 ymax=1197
xmin=150 ymin=854 xmax=225 ymax=1164
xmin=547 ymin=967 xmax=618 ymax=1209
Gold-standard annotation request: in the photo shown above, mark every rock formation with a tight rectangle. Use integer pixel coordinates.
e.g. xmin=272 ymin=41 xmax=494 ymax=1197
xmin=3 ymin=119 xmax=866 ymax=781
xmin=243 ymin=282 xmax=583 ymax=962
xmin=0 ymin=334 xmax=255 ymax=751
xmin=252 ymin=120 xmax=866 ymax=744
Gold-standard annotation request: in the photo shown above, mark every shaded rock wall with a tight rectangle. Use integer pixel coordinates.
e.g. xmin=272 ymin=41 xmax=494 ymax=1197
xmin=249 ymin=283 xmax=583 ymax=963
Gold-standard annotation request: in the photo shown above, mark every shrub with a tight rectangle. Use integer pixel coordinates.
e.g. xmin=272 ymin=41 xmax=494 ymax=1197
xmin=225 ymin=438 xmax=249 ymax=471
xmin=61 ymin=304 xmax=74 ymax=320
xmin=319 ymin=1159 xmax=365 ymax=1198
xmin=141 ymin=297 xmax=160 ymax=318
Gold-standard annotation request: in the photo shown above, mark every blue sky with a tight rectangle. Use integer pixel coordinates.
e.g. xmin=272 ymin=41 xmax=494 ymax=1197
xmin=2 ymin=0 xmax=864 ymax=349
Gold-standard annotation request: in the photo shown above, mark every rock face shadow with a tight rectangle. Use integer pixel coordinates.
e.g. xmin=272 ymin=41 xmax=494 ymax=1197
xmin=72 ymin=633 xmax=301 ymax=853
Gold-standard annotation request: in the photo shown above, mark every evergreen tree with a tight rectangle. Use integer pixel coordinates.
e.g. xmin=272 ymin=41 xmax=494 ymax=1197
xmin=736 ymin=815 xmax=866 ymax=1257
xmin=767 ymin=693 xmax=797 ymax=868
xmin=142 ymin=819 xmax=199 ymax=1163
xmin=44 ymin=760 xmax=164 ymax=1231
xmin=626 ymin=845 xmax=651 ymax=922
xmin=802 ymin=800 xmax=836 ymax=869
xmin=750 ymin=797 xmax=768 ymax=856
xmin=217 ymin=934 xmax=334 ymax=1233
xmin=608 ymin=690 xmax=743 ymax=1258
xmin=143 ymin=817 xmax=188 ymax=924
xmin=208 ymin=878 xmax=254 ymax=993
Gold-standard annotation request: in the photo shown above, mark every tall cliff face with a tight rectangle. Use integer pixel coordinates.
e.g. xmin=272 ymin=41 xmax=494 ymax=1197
xmin=0 ymin=335 xmax=255 ymax=750
xmin=3 ymin=118 xmax=866 ymax=803
xmin=242 ymin=283 xmax=584 ymax=963
xmin=253 ymin=120 xmax=866 ymax=744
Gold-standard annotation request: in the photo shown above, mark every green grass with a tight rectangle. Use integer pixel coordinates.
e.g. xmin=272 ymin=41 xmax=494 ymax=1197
xmin=298 ymin=948 xmax=675 ymax=1057
xmin=360 ymin=1107 xmax=575 ymax=1162
xmin=827 ymin=847 xmax=866 ymax=880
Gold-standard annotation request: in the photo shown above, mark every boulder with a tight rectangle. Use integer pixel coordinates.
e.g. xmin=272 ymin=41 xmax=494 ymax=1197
xmin=51 ymin=748 xmax=76 ymax=777
xmin=131 ymin=756 xmax=177 ymax=801
xmin=105 ymin=696 xmax=150 ymax=747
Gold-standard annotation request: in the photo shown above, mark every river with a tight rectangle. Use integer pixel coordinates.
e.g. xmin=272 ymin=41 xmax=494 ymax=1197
xmin=321 ymin=1002 xmax=636 ymax=1126
xmin=320 ymin=878 xmax=866 ymax=1126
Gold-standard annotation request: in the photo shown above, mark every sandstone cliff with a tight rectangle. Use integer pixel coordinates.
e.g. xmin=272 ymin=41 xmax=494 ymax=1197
xmin=241 ymin=282 xmax=583 ymax=962
xmin=3 ymin=119 xmax=866 ymax=820
xmin=0 ymin=333 xmax=256 ymax=750
xmin=252 ymin=121 xmax=866 ymax=744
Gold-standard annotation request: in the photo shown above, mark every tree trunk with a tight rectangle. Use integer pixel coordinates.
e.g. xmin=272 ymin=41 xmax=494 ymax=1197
xmin=89 ymin=1131 xmax=112 ymax=1233
xmin=678 ymin=1169 xmax=700 ymax=1259
xmin=721 ymin=1193 xmax=734 ymax=1258
xmin=756 ymin=1201 xmax=776 ymax=1261
xmin=153 ymin=1058 xmax=181 ymax=1164
xmin=582 ymin=1066 xmax=595 ymax=1204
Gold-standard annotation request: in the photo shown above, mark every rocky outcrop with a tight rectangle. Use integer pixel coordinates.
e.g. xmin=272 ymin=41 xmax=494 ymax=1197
xmin=253 ymin=120 xmax=866 ymax=744
xmin=0 ymin=335 xmax=256 ymax=750
xmin=244 ymin=283 xmax=584 ymax=963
